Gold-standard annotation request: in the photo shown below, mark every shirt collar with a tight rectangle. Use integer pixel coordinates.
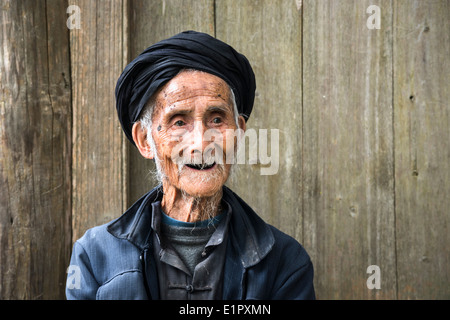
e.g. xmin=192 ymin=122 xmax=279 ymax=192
xmin=150 ymin=199 xmax=231 ymax=249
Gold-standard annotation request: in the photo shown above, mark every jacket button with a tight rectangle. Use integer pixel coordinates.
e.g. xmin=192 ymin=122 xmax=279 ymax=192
xmin=186 ymin=285 xmax=193 ymax=293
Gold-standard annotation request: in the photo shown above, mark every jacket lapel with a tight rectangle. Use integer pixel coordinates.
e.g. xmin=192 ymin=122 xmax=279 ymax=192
xmin=221 ymin=186 xmax=275 ymax=299
xmin=107 ymin=186 xmax=163 ymax=250
xmin=222 ymin=186 xmax=275 ymax=268
xmin=222 ymin=232 xmax=246 ymax=299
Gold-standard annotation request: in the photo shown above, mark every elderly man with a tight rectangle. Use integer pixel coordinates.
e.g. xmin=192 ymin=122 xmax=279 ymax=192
xmin=66 ymin=31 xmax=315 ymax=300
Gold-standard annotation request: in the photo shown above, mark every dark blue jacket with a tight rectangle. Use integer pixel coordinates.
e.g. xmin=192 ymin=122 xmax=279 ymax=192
xmin=66 ymin=186 xmax=315 ymax=300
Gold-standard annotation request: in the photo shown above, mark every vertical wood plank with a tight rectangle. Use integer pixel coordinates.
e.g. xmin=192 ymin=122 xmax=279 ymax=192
xmin=394 ymin=0 xmax=450 ymax=299
xmin=70 ymin=0 xmax=128 ymax=241
xmin=302 ymin=0 xmax=396 ymax=299
xmin=127 ymin=0 xmax=215 ymax=205
xmin=215 ymin=0 xmax=303 ymax=241
xmin=0 ymin=0 xmax=72 ymax=299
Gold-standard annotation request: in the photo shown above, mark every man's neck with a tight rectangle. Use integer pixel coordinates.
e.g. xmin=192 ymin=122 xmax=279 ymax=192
xmin=161 ymin=183 xmax=222 ymax=223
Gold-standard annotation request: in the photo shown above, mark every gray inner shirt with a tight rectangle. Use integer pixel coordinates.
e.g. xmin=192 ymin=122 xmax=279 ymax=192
xmin=150 ymin=200 xmax=231 ymax=300
xmin=161 ymin=223 xmax=216 ymax=275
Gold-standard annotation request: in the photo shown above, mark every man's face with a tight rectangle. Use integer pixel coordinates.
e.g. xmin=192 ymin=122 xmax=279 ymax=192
xmin=149 ymin=71 xmax=243 ymax=197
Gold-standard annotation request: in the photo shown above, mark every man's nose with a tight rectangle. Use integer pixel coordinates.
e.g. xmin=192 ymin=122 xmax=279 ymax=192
xmin=187 ymin=120 xmax=210 ymax=155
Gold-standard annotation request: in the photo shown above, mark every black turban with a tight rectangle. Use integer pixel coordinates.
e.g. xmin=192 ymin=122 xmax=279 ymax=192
xmin=115 ymin=30 xmax=256 ymax=146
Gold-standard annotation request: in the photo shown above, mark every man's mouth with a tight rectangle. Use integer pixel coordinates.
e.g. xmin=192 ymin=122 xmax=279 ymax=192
xmin=185 ymin=162 xmax=216 ymax=170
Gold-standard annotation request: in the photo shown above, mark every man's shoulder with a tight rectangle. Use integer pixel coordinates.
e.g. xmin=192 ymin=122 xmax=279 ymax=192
xmin=267 ymin=224 xmax=311 ymax=266
xmin=75 ymin=214 xmax=134 ymax=253
xmin=75 ymin=185 xmax=163 ymax=251
xmin=75 ymin=221 xmax=117 ymax=250
xmin=223 ymin=186 xmax=311 ymax=268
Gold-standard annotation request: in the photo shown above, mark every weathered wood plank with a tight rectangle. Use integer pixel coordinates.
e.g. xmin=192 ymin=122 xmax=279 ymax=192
xmin=0 ymin=0 xmax=71 ymax=299
xmin=394 ymin=0 xmax=450 ymax=299
xmin=70 ymin=0 xmax=128 ymax=242
xmin=215 ymin=0 xmax=303 ymax=241
xmin=127 ymin=0 xmax=215 ymax=205
xmin=302 ymin=0 xmax=396 ymax=299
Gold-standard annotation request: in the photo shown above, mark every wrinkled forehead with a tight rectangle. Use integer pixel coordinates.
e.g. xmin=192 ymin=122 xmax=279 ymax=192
xmin=154 ymin=70 xmax=234 ymax=111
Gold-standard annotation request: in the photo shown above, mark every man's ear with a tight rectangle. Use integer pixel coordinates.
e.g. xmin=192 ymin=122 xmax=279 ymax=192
xmin=132 ymin=122 xmax=154 ymax=159
xmin=238 ymin=115 xmax=246 ymax=132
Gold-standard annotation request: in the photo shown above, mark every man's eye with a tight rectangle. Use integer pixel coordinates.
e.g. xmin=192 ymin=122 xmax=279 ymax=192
xmin=212 ymin=117 xmax=222 ymax=124
xmin=174 ymin=120 xmax=185 ymax=126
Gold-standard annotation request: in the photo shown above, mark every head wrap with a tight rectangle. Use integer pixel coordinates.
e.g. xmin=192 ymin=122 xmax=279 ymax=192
xmin=115 ymin=30 xmax=256 ymax=145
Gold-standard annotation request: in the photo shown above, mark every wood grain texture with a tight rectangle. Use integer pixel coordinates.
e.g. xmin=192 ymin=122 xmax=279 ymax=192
xmin=70 ymin=0 xmax=128 ymax=242
xmin=393 ymin=0 xmax=450 ymax=299
xmin=127 ymin=0 xmax=215 ymax=205
xmin=0 ymin=0 xmax=72 ymax=299
xmin=302 ymin=0 xmax=396 ymax=299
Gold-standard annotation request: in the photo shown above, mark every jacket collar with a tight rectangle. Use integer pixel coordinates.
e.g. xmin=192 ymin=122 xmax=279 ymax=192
xmin=221 ymin=186 xmax=275 ymax=267
xmin=107 ymin=185 xmax=275 ymax=268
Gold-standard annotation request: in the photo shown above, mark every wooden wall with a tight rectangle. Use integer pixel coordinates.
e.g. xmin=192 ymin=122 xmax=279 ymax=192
xmin=0 ymin=0 xmax=72 ymax=299
xmin=0 ymin=0 xmax=448 ymax=299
